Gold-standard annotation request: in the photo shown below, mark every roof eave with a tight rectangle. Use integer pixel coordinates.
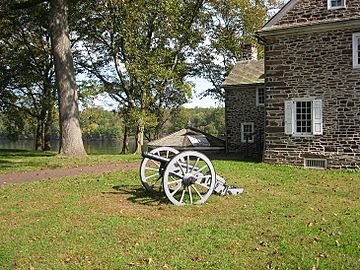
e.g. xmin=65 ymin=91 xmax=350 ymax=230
xmin=258 ymin=18 xmax=360 ymax=38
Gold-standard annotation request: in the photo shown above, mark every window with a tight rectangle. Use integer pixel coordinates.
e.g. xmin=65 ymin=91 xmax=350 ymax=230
xmin=295 ymin=101 xmax=312 ymax=135
xmin=353 ymin=33 xmax=360 ymax=68
xmin=241 ymin=122 xmax=254 ymax=143
xmin=327 ymin=0 xmax=346 ymax=9
xmin=284 ymin=99 xmax=323 ymax=136
xmin=256 ymin=87 xmax=265 ymax=106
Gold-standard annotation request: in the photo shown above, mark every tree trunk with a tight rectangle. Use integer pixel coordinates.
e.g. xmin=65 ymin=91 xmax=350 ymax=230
xmin=134 ymin=124 xmax=144 ymax=154
xmin=49 ymin=0 xmax=87 ymax=156
xmin=121 ymin=124 xmax=129 ymax=154
xmin=35 ymin=120 xmax=43 ymax=151
xmin=43 ymin=108 xmax=53 ymax=151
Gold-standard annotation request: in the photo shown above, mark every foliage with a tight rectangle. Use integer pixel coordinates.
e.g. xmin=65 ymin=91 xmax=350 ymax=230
xmin=0 ymin=1 xmax=56 ymax=149
xmin=0 ymin=157 xmax=358 ymax=269
xmin=80 ymin=107 xmax=123 ymax=139
xmin=73 ymin=0 xmax=205 ymax=151
xmin=163 ymin=106 xmax=225 ymax=137
xmin=195 ymin=0 xmax=286 ymax=100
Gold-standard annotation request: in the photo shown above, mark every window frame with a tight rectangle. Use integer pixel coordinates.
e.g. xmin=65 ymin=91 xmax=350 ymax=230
xmin=256 ymin=87 xmax=265 ymax=107
xmin=293 ymin=99 xmax=313 ymax=136
xmin=241 ymin=122 xmax=255 ymax=143
xmin=284 ymin=98 xmax=323 ymax=137
xmin=327 ymin=0 xmax=346 ymax=10
xmin=353 ymin=33 xmax=360 ymax=69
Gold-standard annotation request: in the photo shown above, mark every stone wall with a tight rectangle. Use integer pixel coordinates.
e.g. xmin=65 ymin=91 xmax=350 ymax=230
xmin=225 ymin=85 xmax=265 ymax=161
xmin=276 ymin=0 xmax=360 ymax=27
xmin=264 ymin=28 xmax=360 ymax=169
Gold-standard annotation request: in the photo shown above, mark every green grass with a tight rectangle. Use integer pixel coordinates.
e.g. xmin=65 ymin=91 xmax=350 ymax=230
xmin=0 ymin=149 xmax=141 ymax=174
xmin=0 ymin=159 xmax=359 ymax=269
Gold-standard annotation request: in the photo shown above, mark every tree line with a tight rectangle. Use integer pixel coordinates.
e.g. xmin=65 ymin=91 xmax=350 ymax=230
xmin=0 ymin=106 xmax=225 ymax=149
xmin=0 ymin=0 xmax=284 ymax=155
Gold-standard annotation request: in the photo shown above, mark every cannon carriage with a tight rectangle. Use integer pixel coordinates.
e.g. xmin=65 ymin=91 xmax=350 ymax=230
xmin=140 ymin=146 xmax=244 ymax=206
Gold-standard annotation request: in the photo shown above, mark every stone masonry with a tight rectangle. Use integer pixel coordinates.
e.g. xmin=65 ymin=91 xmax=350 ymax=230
xmin=225 ymin=85 xmax=265 ymax=161
xmin=276 ymin=0 xmax=360 ymax=27
xmin=264 ymin=28 xmax=360 ymax=169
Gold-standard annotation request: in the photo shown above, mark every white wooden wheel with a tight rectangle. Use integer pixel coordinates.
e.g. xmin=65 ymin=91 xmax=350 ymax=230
xmin=140 ymin=146 xmax=179 ymax=192
xmin=163 ymin=151 xmax=216 ymax=206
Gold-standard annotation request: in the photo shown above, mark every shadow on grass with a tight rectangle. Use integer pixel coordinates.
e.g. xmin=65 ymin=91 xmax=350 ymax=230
xmin=0 ymin=149 xmax=55 ymax=157
xmin=109 ymin=184 xmax=169 ymax=206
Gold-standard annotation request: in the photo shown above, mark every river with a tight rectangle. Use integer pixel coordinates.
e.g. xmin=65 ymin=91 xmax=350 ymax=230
xmin=0 ymin=138 xmax=146 ymax=154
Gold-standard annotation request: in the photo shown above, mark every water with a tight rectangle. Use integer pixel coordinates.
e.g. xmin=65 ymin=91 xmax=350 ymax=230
xmin=0 ymin=138 xmax=144 ymax=154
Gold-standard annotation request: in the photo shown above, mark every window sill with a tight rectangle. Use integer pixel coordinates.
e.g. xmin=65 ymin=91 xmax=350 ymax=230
xmin=291 ymin=134 xmax=315 ymax=138
xmin=327 ymin=6 xmax=346 ymax=10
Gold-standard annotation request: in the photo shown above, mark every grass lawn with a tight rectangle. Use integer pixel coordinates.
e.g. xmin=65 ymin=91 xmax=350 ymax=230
xmin=0 ymin=157 xmax=359 ymax=269
xmin=0 ymin=149 xmax=141 ymax=174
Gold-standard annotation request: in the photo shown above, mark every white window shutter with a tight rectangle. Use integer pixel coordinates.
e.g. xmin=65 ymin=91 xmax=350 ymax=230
xmin=284 ymin=100 xmax=293 ymax=135
xmin=313 ymin=99 xmax=323 ymax=135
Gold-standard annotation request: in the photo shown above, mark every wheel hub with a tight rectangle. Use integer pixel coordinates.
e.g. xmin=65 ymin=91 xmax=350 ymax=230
xmin=182 ymin=173 xmax=197 ymax=186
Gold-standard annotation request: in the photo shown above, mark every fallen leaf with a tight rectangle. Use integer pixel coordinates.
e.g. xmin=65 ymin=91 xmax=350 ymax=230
xmin=307 ymin=222 xmax=314 ymax=227
xmin=313 ymin=237 xmax=320 ymax=242
xmin=29 ymin=267 xmax=35 ymax=270
xmin=335 ymin=240 xmax=341 ymax=247
xmin=144 ymin=258 xmax=154 ymax=265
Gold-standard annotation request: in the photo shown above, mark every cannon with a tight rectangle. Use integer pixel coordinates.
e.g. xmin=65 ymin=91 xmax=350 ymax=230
xmin=140 ymin=146 xmax=244 ymax=206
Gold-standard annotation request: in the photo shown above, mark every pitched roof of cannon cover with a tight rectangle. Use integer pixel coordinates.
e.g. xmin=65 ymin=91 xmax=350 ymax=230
xmin=259 ymin=0 xmax=360 ymax=35
xmin=148 ymin=127 xmax=225 ymax=150
xmin=222 ymin=60 xmax=264 ymax=87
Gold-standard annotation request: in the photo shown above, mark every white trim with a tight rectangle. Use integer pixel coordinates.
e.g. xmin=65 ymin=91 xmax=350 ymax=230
xmin=285 ymin=98 xmax=323 ymax=137
xmin=241 ymin=122 xmax=254 ymax=143
xmin=263 ymin=0 xmax=300 ymax=28
xmin=353 ymin=33 xmax=360 ymax=68
xmin=327 ymin=0 xmax=346 ymax=10
xmin=256 ymin=87 xmax=265 ymax=107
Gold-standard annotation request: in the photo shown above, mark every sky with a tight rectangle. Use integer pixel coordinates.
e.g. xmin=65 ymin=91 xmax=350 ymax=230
xmin=93 ymin=77 xmax=223 ymax=110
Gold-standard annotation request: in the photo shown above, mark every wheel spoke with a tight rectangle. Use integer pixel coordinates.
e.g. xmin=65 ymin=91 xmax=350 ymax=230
xmin=150 ymin=159 xmax=160 ymax=167
xmin=188 ymin=186 xmax=193 ymax=204
xmin=166 ymin=150 xmax=169 ymax=158
xmin=179 ymin=189 xmax=186 ymax=204
xmin=194 ymin=164 xmax=208 ymax=175
xmin=176 ymin=161 xmax=185 ymax=175
xmin=145 ymin=173 xmax=159 ymax=180
xmin=192 ymin=185 xmax=203 ymax=199
xmin=145 ymin=167 xmax=159 ymax=171
xmin=169 ymin=170 xmax=183 ymax=178
xmin=167 ymin=179 xmax=182 ymax=185
xmin=186 ymin=155 xmax=190 ymax=173
xmin=195 ymin=182 xmax=210 ymax=190
xmin=190 ymin=158 xmax=200 ymax=173
xmin=171 ymin=184 xmax=182 ymax=196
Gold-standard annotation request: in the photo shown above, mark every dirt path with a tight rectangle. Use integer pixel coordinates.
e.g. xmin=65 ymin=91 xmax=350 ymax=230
xmin=0 ymin=162 xmax=139 ymax=186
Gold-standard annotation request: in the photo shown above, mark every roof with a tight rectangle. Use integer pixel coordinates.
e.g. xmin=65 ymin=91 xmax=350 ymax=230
xmin=222 ymin=60 xmax=264 ymax=87
xmin=148 ymin=127 xmax=225 ymax=149
xmin=262 ymin=0 xmax=299 ymax=29
xmin=258 ymin=0 xmax=360 ymax=36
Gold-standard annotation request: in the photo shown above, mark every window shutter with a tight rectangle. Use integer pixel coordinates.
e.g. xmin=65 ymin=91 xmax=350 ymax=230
xmin=284 ymin=101 xmax=293 ymax=135
xmin=313 ymin=100 xmax=323 ymax=135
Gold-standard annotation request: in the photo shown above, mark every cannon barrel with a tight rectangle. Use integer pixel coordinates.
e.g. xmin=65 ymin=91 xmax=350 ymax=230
xmin=141 ymin=151 xmax=171 ymax=164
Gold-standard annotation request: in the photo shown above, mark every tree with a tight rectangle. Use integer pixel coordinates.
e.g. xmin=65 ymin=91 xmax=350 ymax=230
xmin=0 ymin=3 xmax=56 ymax=150
xmin=10 ymin=0 xmax=87 ymax=156
xmin=75 ymin=0 xmax=203 ymax=153
xmin=195 ymin=0 xmax=285 ymax=101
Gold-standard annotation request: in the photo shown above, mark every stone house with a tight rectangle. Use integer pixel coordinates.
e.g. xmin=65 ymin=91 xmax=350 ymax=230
xmin=223 ymin=0 xmax=360 ymax=169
